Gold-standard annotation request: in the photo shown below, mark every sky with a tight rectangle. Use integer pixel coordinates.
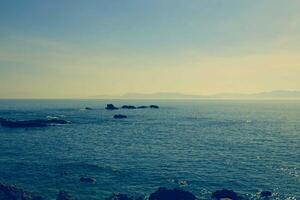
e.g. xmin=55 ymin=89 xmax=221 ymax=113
xmin=0 ymin=0 xmax=299 ymax=98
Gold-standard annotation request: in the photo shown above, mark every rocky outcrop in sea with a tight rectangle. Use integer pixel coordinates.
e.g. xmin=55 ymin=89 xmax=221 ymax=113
xmin=106 ymin=104 xmax=119 ymax=110
xmin=0 ymin=118 xmax=70 ymax=128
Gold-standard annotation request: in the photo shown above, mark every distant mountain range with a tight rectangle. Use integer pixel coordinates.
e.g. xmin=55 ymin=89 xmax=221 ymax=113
xmin=89 ymin=90 xmax=300 ymax=99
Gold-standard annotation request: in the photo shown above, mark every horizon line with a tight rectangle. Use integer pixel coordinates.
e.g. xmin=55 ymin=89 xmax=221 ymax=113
xmin=1 ymin=90 xmax=300 ymax=100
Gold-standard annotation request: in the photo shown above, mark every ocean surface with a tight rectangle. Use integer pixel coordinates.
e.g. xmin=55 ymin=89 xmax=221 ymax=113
xmin=0 ymin=99 xmax=299 ymax=199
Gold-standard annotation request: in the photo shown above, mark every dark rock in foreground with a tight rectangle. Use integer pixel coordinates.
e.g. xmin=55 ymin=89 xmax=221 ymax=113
xmin=106 ymin=104 xmax=119 ymax=110
xmin=0 ymin=118 xmax=70 ymax=128
xmin=56 ymin=190 xmax=75 ymax=200
xmin=0 ymin=182 xmax=43 ymax=200
xmin=149 ymin=187 xmax=196 ymax=200
xmin=149 ymin=105 xmax=159 ymax=109
xmin=0 ymin=117 xmax=6 ymax=122
xmin=113 ymin=114 xmax=127 ymax=119
xmin=121 ymin=105 xmax=136 ymax=109
xmin=260 ymin=191 xmax=272 ymax=198
xmin=0 ymin=183 xmax=278 ymax=200
xmin=212 ymin=189 xmax=239 ymax=200
xmin=79 ymin=177 xmax=96 ymax=183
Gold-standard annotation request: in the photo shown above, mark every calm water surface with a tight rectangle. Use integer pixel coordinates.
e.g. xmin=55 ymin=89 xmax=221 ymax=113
xmin=0 ymin=100 xmax=299 ymax=199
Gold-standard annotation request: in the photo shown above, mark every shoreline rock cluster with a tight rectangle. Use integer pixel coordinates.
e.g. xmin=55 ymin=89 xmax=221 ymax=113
xmin=0 ymin=182 xmax=273 ymax=200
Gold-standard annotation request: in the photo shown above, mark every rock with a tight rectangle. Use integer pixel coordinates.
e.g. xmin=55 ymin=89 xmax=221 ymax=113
xmin=0 ymin=120 xmax=49 ymax=128
xmin=106 ymin=193 xmax=134 ymax=200
xmin=137 ymin=106 xmax=148 ymax=109
xmin=260 ymin=191 xmax=272 ymax=198
xmin=179 ymin=181 xmax=188 ymax=187
xmin=106 ymin=104 xmax=119 ymax=110
xmin=172 ymin=180 xmax=188 ymax=187
xmin=121 ymin=105 xmax=136 ymax=109
xmin=79 ymin=177 xmax=96 ymax=183
xmin=0 ymin=117 xmax=6 ymax=122
xmin=45 ymin=119 xmax=70 ymax=125
xmin=149 ymin=105 xmax=159 ymax=109
xmin=0 ymin=118 xmax=70 ymax=128
xmin=85 ymin=107 xmax=93 ymax=110
xmin=113 ymin=114 xmax=127 ymax=119
xmin=56 ymin=190 xmax=75 ymax=200
xmin=211 ymin=189 xmax=239 ymax=200
xmin=0 ymin=182 xmax=43 ymax=200
xmin=149 ymin=187 xmax=196 ymax=200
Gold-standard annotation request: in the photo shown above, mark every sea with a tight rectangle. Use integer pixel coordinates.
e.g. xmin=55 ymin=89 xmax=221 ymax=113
xmin=0 ymin=99 xmax=299 ymax=199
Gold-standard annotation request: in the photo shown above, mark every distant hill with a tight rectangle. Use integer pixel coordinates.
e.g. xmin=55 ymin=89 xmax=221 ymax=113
xmin=122 ymin=92 xmax=206 ymax=99
xmin=250 ymin=90 xmax=300 ymax=98
xmin=209 ymin=90 xmax=300 ymax=99
xmin=89 ymin=90 xmax=300 ymax=99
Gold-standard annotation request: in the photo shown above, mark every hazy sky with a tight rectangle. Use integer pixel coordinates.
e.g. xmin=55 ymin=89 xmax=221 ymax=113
xmin=0 ymin=0 xmax=299 ymax=98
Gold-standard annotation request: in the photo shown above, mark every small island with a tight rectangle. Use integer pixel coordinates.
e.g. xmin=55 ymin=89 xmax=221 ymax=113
xmin=105 ymin=104 xmax=119 ymax=110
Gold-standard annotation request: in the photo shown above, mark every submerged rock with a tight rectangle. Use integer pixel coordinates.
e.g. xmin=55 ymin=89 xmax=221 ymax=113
xmin=149 ymin=105 xmax=159 ymax=109
xmin=260 ymin=191 xmax=272 ymax=198
xmin=172 ymin=179 xmax=188 ymax=187
xmin=0 ymin=182 xmax=43 ymax=200
xmin=0 ymin=117 xmax=6 ymax=122
xmin=149 ymin=187 xmax=196 ymax=200
xmin=211 ymin=189 xmax=239 ymax=200
xmin=45 ymin=119 xmax=70 ymax=124
xmin=85 ymin=107 xmax=93 ymax=110
xmin=113 ymin=114 xmax=127 ymax=119
xmin=121 ymin=105 xmax=136 ymax=109
xmin=106 ymin=104 xmax=119 ymax=110
xmin=56 ymin=190 xmax=75 ymax=200
xmin=0 ymin=118 xmax=70 ymax=128
xmin=79 ymin=177 xmax=96 ymax=183
xmin=106 ymin=193 xmax=134 ymax=200
xmin=60 ymin=171 xmax=68 ymax=176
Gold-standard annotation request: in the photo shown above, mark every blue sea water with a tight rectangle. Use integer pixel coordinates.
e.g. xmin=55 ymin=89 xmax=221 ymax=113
xmin=0 ymin=99 xmax=299 ymax=199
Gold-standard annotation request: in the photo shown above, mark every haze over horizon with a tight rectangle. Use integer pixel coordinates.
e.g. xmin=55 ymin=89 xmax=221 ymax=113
xmin=1 ymin=0 xmax=300 ymax=98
